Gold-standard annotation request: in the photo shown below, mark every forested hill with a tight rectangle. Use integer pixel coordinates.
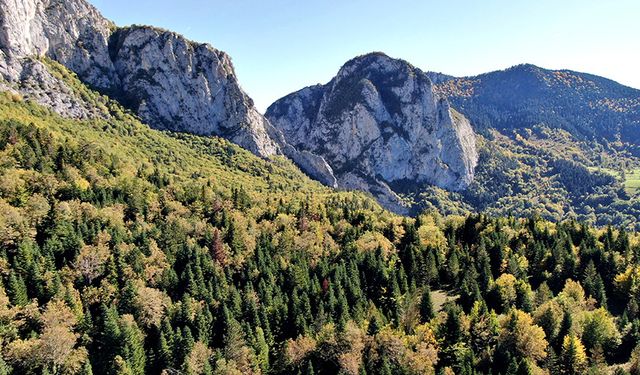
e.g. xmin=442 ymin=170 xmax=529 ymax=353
xmin=0 ymin=62 xmax=639 ymax=375
xmin=431 ymin=64 xmax=640 ymax=146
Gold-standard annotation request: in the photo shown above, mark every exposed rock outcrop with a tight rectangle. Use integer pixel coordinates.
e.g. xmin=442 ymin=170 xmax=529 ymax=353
xmin=106 ymin=26 xmax=280 ymax=156
xmin=0 ymin=0 xmax=339 ymax=183
xmin=0 ymin=0 xmax=118 ymax=90
xmin=0 ymin=0 xmax=277 ymax=156
xmin=0 ymin=0 xmax=279 ymax=162
xmin=267 ymin=52 xmax=478 ymax=213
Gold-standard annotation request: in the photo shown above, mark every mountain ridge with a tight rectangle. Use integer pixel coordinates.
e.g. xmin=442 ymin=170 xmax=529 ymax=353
xmin=0 ymin=0 xmax=340 ymax=188
xmin=429 ymin=63 xmax=640 ymax=145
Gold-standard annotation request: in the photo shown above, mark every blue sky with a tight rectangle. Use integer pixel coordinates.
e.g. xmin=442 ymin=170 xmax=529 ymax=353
xmin=89 ymin=0 xmax=640 ymax=112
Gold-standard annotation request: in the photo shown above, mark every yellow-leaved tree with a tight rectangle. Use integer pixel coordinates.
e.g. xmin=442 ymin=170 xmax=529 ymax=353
xmin=558 ymin=335 xmax=588 ymax=375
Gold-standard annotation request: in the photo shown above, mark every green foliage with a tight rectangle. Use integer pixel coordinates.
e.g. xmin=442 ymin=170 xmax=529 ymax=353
xmin=0 ymin=65 xmax=640 ymax=374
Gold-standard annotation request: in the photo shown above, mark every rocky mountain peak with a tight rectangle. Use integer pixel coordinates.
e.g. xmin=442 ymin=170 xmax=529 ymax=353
xmin=267 ymin=53 xmax=478 ymax=214
xmin=0 ymin=0 xmax=283 ymax=156
xmin=0 ymin=0 xmax=339 ymax=183
xmin=0 ymin=0 xmax=119 ymax=89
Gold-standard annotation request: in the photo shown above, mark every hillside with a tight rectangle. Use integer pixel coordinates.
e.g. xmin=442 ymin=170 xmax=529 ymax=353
xmin=429 ymin=65 xmax=640 ymax=228
xmin=430 ymin=64 xmax=640 ymax=147
xmin=0 ymin=58 xmax=639 ymax=375
xmin=412 ymin=125 xmax=640 ymax=230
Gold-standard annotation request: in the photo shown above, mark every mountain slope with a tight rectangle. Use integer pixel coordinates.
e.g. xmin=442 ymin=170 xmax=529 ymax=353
xmin=1 ymin=7 xmax=640 ymax=375
xmin=1 ymin=84 xmax=639 ymax=374
xmin=267 ymin=52 xmax=478 ymax=214
xmin=0 ymin=0 xmax=338 ymax=187
xmin=430 ymin=64 xmax=640 ymax=147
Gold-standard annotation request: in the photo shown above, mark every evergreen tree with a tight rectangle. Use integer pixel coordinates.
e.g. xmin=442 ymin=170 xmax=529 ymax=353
xmin=6 ymin=271 xmax=28 ymax=306
xmin=556 ymin=311 xmax=573 ymax=350
xmin=420 ymin=287 xmax=435 ymax=323
xmin=119 ymin=317 xmax=146 ymax=375
xmin=304 ymin=360 xmax=315 ymax=375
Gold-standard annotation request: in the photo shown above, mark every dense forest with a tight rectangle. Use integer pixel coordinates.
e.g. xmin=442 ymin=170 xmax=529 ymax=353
xmin=422 ymin=64 xmax=640 ymax=228
xmin=408 ymin=126 xmax=640 ymax=230
xmin=0 ymin=65 xmax=640 ymax=375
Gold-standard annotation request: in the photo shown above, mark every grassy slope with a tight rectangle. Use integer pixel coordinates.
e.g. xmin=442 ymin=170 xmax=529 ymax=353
xmin=624 ymin=169 xmax=640 ymax=193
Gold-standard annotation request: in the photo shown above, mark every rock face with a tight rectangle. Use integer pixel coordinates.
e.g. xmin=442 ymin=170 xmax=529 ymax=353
xmin=0 ymin=0 xmax=337 ymax=182
xmin=107 ymin=26 xmax=280 ymax=156
xmin=267 ymin=53 xmax=478 ymax=213
xmin=0 ymin=1 xmax=323 ymax=180
xmin=0 ymin=0 xmax=118 ymax=90
xmin=0 ymin=0 xmax=277 ymax=156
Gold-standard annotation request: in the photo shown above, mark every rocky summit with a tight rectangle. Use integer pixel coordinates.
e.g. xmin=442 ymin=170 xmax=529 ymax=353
xmin=267 ymin=52 xmax=478 ymax=213
xmin=0 ymin=0 xmax=284 ymax=156
xmin=0 ymin=0 xmax=336 ymax=186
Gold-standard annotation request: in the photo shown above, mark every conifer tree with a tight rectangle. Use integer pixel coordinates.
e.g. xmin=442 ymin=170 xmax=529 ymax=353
xmin=6 ymin=271 xmax=28 ymax=306
xmin=420 ymin=287 xmax=435 ymax=323
xmin=558 ymin=335 xmax=588 ymax=375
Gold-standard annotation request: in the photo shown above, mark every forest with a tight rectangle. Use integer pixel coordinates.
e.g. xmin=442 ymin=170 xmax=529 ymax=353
xmin=0 ymin=78 xmax=639 ymax=375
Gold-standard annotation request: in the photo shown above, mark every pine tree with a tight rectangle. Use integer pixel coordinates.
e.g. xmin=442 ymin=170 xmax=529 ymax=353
xmin=420 ymin=287 xmax=435 ymax=322
xmin=304 ymin=360 xmax=315 ymax=375
xmin=423 ymin=249 xmax=438 ymax=285
xmin=6 ymin=271 xmax=28 ymax=306
xmin=379 ymin=356 xmax=393 ymax=375
xmin=516 ymin=359 xmax=533 ymax=375
xmin=254 ymin=327 xmax=269 ymax=374
xmin=119 ymin=316 xmax=146 ymax=375
xmin=582 ymin=260 xmax=607 ymax=307
xmin=158 ymin=331 xmax=173 ymax=371
xmin=101 ymin=305 xmax=123 ymax=364
xmin=556 ymin=311 xmax=573 ymax=350
xmin=180 ymin=326 xmax=195 ymax=366
xmin=505 ymin=357 xmax=519 ymax=375
xmin=368 ymin=313 xmax=382 ymax=336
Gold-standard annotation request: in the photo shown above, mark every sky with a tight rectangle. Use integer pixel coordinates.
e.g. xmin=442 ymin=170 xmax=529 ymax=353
xmin=89 ymin=0 xmax=640 ymax=112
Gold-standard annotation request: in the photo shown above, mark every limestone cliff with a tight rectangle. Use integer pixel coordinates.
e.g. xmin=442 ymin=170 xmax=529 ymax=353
xmin=1 ymin=0 xmax=307 ymax=162
xmin=267 ymin=53 xmax=478 ymax=213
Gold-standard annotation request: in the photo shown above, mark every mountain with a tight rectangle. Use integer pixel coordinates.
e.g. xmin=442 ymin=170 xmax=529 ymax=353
xmin=429 ymin=64 xmax=640 ymax=146
xmin=269 ymin=58 xmax=640 ymax=227
xmin=266 ymin=52 xmax=478 ymax=214
xmin=0 ymin=0 xmax=278 ymax=155
xmin=0 ymin=0 xmax=337 ymax=186
xmin=424 ymin=64 xmax=640 ymax=226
